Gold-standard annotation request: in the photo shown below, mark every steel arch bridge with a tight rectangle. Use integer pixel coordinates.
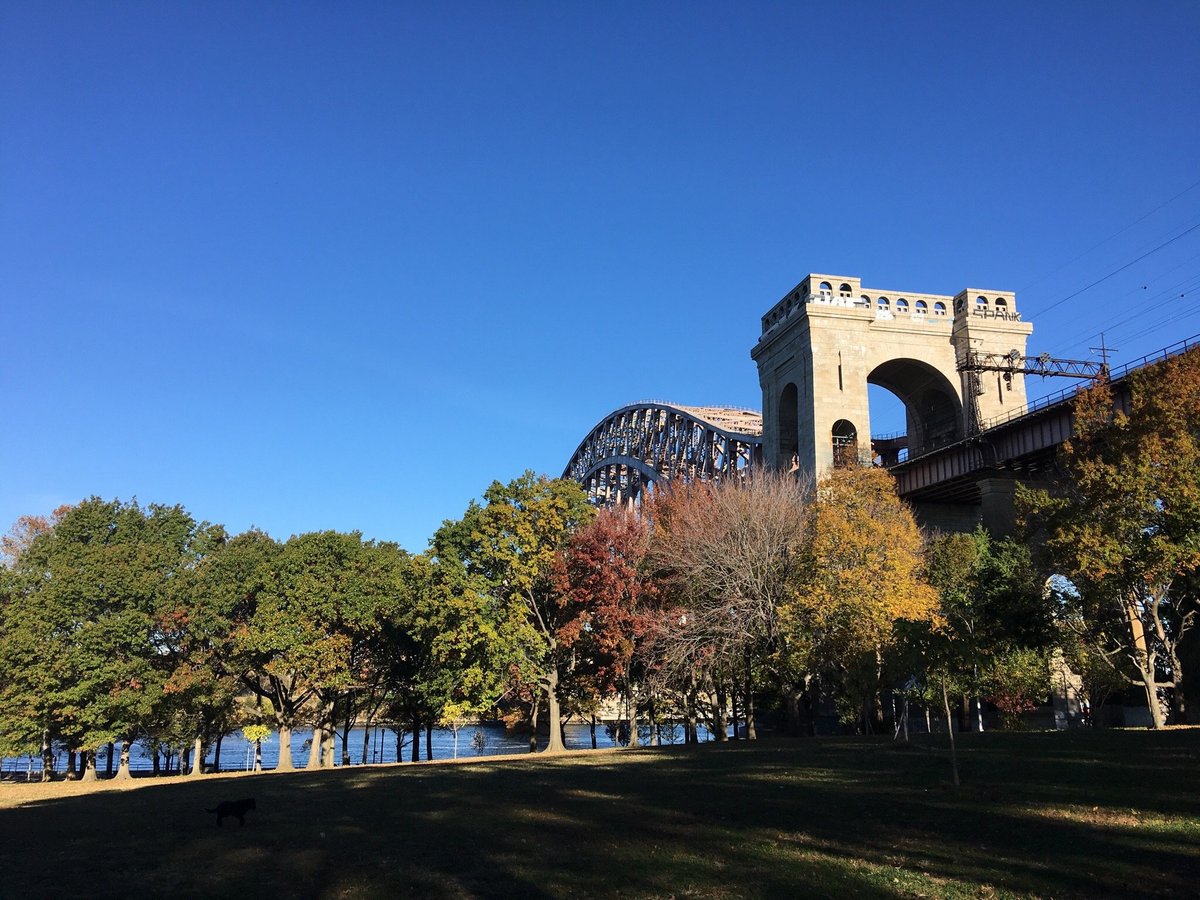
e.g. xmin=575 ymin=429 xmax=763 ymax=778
xmin=563 ymin=402 xmax=764 ymax=507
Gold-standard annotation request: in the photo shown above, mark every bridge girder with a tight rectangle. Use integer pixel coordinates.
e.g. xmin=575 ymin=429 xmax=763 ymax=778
xmin=563 ymin=402 xmax=764 ymax=507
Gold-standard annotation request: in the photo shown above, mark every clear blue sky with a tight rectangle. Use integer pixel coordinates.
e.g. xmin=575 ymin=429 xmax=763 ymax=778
xmin=3 ymin=2 xmax=1199 ymax=552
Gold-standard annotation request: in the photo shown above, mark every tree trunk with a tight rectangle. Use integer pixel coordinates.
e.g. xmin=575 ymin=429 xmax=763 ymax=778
xmin=40 ymin=730 xmax=53 ymax=782
xmin=784 ymin=688 xmax=803 ymax=736
xmin=191 ymin=736 xmax=204 ymax=776
xmin=712 ymin=684 xmax=728 ymax=742
xmin=425 ymin=722 xmax=433 ymax=760
xmin=1124 ymin=597 xmax=1167 ymax=729
xmin=321 ymin=728 xmax=335 ymax=767
xmin=341 ymin=701 xmax=354 ymax=767
xmin=151 ymin=749 xmax=161 ymax=776
xmin=544 ymin=670 xmax=566 ymax=753
xmin=942 ymin=678 xmax=961 ymax=790
xmin=744 ymin=651 xmax=757 ymax=740
xmin=686 ymin=687 xmax=699 ymax=744
xmin=115 ymin=740 xmax=132 ymax=780
xmin=361 ymin=723 xmax=371 ymax=765
xmin=308 ymin=722 xmax=325 ymax=769
xmin=254 ymin=739 xmax=263 ymax=772
xmin=105 ymin=742 xmax=114 ymax=778
xmin=277 ymin=723 xmax=294 ymax=771
xmin=411 ymin=717 xmax=420 ymax=761
xmin=80 ymin=750 xmax=97 ymax=781
xmin=214 ymin=734 xmax=224 ymax=774
xmin=731 ymin=688 xmax=740 ymax=740
xmin=66 ymin=750 xmax=78 ymax=780
xmin=959 ymin=693 xmax=971 ymax=733
xmin=626 ymin=682 xmax=640 ymax=749
xmin=1140 ymin=673 xmax=1167 ymax=729
xmin=648 ymin=697 xmax=660 ymax=747
xmin=803 ymin=676 xmax=818 ymax=737
xmin=589 ymin=714 xmax=597 ymax=749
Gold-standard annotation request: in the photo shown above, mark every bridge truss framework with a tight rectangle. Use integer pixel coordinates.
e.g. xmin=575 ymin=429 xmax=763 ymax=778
xmin=563 ymin=402 xmax=764 ymax=507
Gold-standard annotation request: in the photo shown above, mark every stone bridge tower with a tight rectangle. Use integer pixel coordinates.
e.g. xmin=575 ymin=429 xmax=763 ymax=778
xmin=751 ymin=273 xmax=1033 ymax=478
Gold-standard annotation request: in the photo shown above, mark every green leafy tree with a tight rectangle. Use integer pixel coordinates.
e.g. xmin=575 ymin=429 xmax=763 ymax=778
xmin=922 ymin=529 xmax=1053 ymax=731
xmin=381 ymin=551 xmax=513 ymax=762
xmin=0 ymin=498 xmax=218 ymax=779
xmin=1021 ymin=351 xmax=1200 ymax=727
xmin=451 ymin=472 xmax=594 ymax=752
xmin=238 ymin=531 xmax=408 ymax=769
xmin=185 ymin=529 xmax=296 ymax=765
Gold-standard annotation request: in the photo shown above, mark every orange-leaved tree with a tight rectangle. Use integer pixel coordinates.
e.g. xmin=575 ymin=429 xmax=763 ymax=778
xmin=553 ymin=507 xmax=659 ymax=746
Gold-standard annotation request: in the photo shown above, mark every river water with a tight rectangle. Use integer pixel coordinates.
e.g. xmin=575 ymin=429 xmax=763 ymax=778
xmin=1 ymin=721 xmax=715 ymax=777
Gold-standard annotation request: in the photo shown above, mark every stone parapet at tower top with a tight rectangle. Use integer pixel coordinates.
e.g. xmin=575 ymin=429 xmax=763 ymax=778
xmin=751 ymin=273 xmax=1033 ymax=476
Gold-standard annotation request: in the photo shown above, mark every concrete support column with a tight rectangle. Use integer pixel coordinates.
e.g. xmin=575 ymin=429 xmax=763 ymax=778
xmin=977 ymin=476 xmax=1018 ymax=536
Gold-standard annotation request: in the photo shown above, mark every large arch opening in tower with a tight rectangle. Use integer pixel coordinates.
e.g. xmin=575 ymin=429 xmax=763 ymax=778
xmin=778 ymin=383 xmax=799 ymax=471
xmin=867 ymin=358 xmax=963 ymax=463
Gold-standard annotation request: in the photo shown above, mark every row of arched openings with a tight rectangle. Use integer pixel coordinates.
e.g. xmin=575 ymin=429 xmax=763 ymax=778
xmin=956 ymin=295 xmax=1010 ymax=314
xmin=871 ymin=297 xmax=947 ymax=316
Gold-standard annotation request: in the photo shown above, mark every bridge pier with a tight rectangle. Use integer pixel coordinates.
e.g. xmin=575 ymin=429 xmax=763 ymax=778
xmin=909 ymin=500 xmax=983 ymax=535
xmin=978 ymin=476 xmax=1019 ymax=536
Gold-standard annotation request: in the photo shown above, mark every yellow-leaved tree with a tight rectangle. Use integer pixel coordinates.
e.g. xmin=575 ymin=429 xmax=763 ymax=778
xmin=785 ymin=464 xmax=938 ymax=731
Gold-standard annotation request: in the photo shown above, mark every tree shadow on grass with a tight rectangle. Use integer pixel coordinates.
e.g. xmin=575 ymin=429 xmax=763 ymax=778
xmin=0 ymin=730 xmax=1196 ymax=898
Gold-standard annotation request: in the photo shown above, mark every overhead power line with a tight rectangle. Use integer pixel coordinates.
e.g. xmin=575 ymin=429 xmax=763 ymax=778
xmin=1058 ymin=270 xmax=1200 ymax=354
xmin=1028 ymin=220 xmax=1200 ymax=319
xmin=1018 ymin=176 xmax=1200 ymax=292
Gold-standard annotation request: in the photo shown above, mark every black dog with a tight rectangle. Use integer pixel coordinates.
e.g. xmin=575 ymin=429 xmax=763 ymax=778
xmin=206 ymin=798 xmax=256 ymax=827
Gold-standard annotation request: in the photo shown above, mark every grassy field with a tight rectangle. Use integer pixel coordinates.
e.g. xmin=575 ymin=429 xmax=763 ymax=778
xmin=1 ymin=728 xmax=1197 ymax=898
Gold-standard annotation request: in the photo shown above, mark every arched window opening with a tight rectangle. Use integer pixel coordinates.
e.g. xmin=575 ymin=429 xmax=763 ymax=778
xmin=831 ymin=419 xmax=859 ymax=468
xmin=819 ymin=281 xmax=833 ymax=295
xmin=994 ymin=297 xmax=1008 ymax=310
xmin=975 ymin=295 xmax=989 ymax=311
xmin=915 ymin=300 xmax=928 ymax=315
xmin=934 ymin=301 xmax=947 ymax=316
xmin=877 ymin=296 xmax=890 ymax=308
xmin=839 ymin=283 xmax=852 ymax=295
xmin=896 ymin=298 xmax=909 ymax=313
xmin=779 ymin=383 xmax=799 ymax=472
xmin=955 ymin=297 xmax=965 ymax=314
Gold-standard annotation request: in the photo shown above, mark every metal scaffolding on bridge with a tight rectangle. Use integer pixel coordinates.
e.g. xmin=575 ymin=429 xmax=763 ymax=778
xmin=958 ymin=348 xmax=1109 ymax=435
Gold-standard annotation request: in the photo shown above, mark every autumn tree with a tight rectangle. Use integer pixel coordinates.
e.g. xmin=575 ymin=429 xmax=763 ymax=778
xmin=1021 ymin=350 xmax=1200 ymax=727
xmin=452 ymin=472 xmax=594 ymax=752
xmin=554 ymin=507 xmax=657 ymax=746
xmin=0 ymin=506 xmax=71 ymax=568
xmin=787 ymin=465 xmax=938 ymax=732
xmin=646 ymin=471 xmax=813 ymax=739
